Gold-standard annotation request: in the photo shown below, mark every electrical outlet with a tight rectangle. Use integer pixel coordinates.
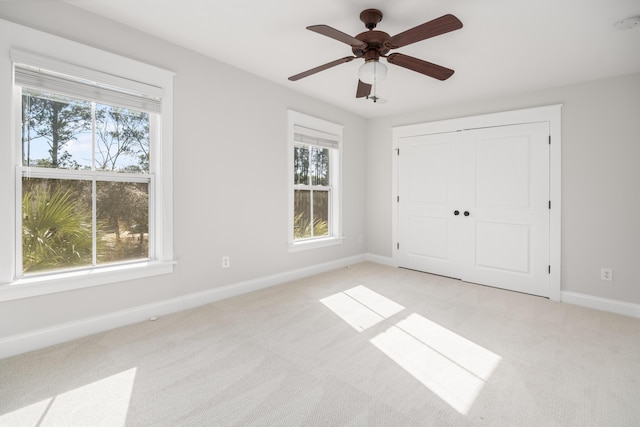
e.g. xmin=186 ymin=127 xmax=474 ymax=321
xmin=600 ymin=268 xmax=613 ymax=281
xmin=222 ymin=256 xmax=230 ymax=268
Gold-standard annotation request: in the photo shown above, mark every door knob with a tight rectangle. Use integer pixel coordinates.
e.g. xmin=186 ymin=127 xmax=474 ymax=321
xmin=464 ymin=211 xmax=470 ymax=216
xmin=454 ymin=210 xmax=460 ymax=216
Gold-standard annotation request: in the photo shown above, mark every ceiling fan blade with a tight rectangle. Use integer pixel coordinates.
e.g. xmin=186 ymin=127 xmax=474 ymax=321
xmin=387 ymin=53 xmax=454 ymax=81
xmin=356 ymin=80 xmax=372 ymax=98
xmin=385 ymin=14 xmax=463 ymax=49
xmin=307 ymin=25 xmax=367 ymax=48
xmin=288 ymin=56 xmax=355 ymax=81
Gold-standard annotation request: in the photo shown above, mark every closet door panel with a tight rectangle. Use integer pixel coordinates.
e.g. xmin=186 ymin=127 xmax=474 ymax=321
xmin=461 ymin=122 xmax=550 ymax=296
xmin=398 ymin=133 xmax=462 ymax=278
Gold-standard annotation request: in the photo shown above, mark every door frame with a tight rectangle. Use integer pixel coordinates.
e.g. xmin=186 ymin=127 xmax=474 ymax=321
xmin=392 ymin=105 xmax=562 ymax=301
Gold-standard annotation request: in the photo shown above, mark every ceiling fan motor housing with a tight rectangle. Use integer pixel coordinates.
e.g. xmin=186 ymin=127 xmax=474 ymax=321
xmin=353 ymin=30 xmax=391 ymax=58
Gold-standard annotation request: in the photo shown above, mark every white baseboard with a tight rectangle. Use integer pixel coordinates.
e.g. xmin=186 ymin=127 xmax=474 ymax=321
xmin=365 ymin=253 xmax=395 ymax=267
xmin=0 ymin=297 xmax=185 ymax=360
xmin=561 ymin=291 xmax=640 ymax=319
xmin=0 ymin=254 xmax=367 ymax=359
xmin=180 ymin=254 xmax=366 ymax=311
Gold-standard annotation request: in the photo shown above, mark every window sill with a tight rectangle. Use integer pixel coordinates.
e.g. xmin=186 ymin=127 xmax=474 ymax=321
xmin=0 ymin=261 xmax=175 ymax=302
xmin=288 ymin=236 xmax=344 ymax=253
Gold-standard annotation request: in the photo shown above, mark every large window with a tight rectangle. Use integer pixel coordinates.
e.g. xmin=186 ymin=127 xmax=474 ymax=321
xmin=2 ymin=45 xmax=173 ymax=300
xmin=288 ymin=111 xmax=342 ymax=251
xmin=18 ymin=73 xmax=154 ymax=274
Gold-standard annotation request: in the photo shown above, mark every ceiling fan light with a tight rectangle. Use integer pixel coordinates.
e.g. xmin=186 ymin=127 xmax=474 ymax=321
xmin=359 ymin=60 xmax=387 ymax=85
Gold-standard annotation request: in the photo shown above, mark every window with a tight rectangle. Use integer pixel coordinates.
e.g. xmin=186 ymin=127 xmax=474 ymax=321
xmin=288 ymin=111 xmax=342 ymax=251
xmin=17 ymin=65 xmax=158 ymax=275
xmin=2 ymin=46 xmax=173 ymax=300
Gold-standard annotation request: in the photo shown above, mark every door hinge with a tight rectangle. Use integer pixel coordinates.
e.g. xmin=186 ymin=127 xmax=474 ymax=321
xmin=397 ymin=195 xmax=400 ymax=203
xmin=549 ymin=200 xmax=551 ymax=209
xmin=397 ymin=242 xmax=400 ymax=250
xmin=548 ymin=265 xmax=551 ymax=274
xmin=396 ymin=148 xmax=400 ymax=155
xmin=548 ymin=135 xmax=551 ymax=145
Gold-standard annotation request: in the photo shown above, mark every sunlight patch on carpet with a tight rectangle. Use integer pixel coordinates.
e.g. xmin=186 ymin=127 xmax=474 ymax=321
xmin=0 ymin=367 xmax=137 ymax=426
xmin=320 ymin=285 xmax=405 ymax=331
xmin=371 ymin=314 xmax=502 ymax=414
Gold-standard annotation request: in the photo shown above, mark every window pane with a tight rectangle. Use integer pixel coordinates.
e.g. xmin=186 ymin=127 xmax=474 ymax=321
xmin=22 ymin=177 xmax=92 ymax=274
xmin=310 ymin=147 xmax=330 ymax=186
xmin=294 ymin=146 xmax=309 ymax=185
xmin=22 ymin=89 xmax=92 ymax=169
xmin=294 ymin=189 xmax=311 ymax=239
xmin=313 ymin=190 xmax=330 ymax=237
xmin=97 ymin=181 xmax=149 ymax=264
xmin=95 ymin=104 xmax=150 ymax=173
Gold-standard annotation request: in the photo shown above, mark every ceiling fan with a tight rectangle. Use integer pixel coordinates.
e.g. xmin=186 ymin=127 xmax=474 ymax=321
xmin=288 ymin=8 xmax=463 ymax=99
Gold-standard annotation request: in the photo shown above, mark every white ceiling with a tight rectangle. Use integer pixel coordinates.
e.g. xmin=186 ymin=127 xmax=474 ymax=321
xmin=64 ymin=0 xmax=640 ymax=118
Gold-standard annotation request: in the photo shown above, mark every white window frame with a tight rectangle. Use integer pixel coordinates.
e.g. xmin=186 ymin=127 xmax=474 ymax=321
xmin=287 ymin=110 xmax=343 ymax=252
xmin=0 ymin=36 xmax=174 ymax=302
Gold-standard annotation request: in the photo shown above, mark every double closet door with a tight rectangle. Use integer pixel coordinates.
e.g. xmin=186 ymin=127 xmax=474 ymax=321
xmin=398 ymin=122 xmax=550 ymax=297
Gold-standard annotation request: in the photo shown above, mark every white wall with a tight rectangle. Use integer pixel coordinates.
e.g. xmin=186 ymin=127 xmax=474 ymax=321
xmin=1 ymin=1 xmax=639 ymax=354
xmin=0 ymin=3 xmax=367 ymax=340
xmin=366 ymin=72 xmax=640 ymax=304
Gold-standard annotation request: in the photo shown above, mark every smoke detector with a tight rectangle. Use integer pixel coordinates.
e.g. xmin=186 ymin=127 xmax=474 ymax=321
xmin=614 ymin=16 xmax=640 ymax=30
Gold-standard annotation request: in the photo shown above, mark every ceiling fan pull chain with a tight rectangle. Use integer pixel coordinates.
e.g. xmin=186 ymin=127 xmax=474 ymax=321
xmin=373 ymin=66 xmax=377 ymax=102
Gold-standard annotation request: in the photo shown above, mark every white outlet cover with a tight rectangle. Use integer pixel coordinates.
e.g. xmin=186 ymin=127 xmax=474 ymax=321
xmin=600 ymin=268 xmax=613 ymax=281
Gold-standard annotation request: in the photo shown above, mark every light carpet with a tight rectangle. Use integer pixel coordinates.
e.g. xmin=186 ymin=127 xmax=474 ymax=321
xmin=1 ymin=262 xmax=639 ymax=426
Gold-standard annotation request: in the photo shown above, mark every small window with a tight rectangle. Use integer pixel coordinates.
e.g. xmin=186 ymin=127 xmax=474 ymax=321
xmin=288 ymin=111 xmax=342 ymax=251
